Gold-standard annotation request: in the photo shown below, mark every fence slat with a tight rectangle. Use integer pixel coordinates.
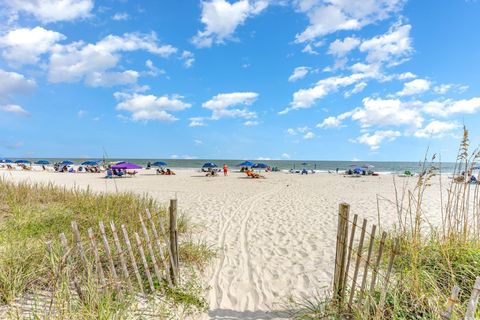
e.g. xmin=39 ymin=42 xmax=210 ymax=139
xmin=348 ymin=218 xmax=368 ymax=307
xmin=110 ymin=221 xmax=133 ymax=292
xmin=358 ymin=224 xmax=377 ymax=304
xmin=155 ymin=208 xmax=178 ymax=284
xmin=465 ymin=276 xmax=480 ymax=320
xmin=169 ymin=199 xmax=179 ymax=285
xmin=342 ymin=214 xmax=358 ymax=291
xmin=369 ymin=231 xmax=387 ymax=293
xmin=121 ymin=224 xmax=145 ymax=295
xmin=145 ymin=208 xmax=173 ymax=287
xmin=71 ymin=221 xmax=87 ymax=269
xmin=134 ymin=232 xmax=155 ymax=292
xmin=441 ymin=285 xmax=460 ymax=320
xmin=375 ymin=239 xmax=399 ymax=318
xmin=59 ymin=233 xmax=85 ymax=303
xmin=139 ymin=213 xmax=164 ymax=290
xmin=333 ymin=203 xmax=350 ymax=304
xmin=87 ymin=228 xmax=106 ymax=286
xmin=98 ymin=221 xmax=120 ymax=290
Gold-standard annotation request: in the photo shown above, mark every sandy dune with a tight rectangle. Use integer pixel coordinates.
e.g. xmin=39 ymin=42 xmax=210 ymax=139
xmin=1 ymin=168 xmax=443 ymax=319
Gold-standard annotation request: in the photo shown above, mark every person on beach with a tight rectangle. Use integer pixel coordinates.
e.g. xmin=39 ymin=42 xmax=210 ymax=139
xmin=223 ymin=164 xmax=228 ymax=176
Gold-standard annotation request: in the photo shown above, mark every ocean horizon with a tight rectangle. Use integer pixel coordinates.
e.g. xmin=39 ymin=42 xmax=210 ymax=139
xmin=4 ymin=158 xmax=458 ymax=173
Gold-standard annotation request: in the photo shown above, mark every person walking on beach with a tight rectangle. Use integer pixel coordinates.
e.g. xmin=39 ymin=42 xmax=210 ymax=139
xmin=223 ymin=163 xmax=228 ymax=176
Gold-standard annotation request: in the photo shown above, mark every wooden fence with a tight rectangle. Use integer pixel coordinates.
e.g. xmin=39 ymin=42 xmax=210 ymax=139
xmin=46 ymin=199 xmax=180 ymax=297
xmin=333 ymin=202 xmax=480 ymax=319
xmin=333 ymin=203 xmax=399 ymax=318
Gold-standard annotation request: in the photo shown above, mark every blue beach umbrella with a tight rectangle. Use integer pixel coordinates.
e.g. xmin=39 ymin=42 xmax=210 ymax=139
xmin=0 ymin=158 xmax=13 ymax=163
xmin=237 ymin=161 xmax=254 ymax=167
xmin=60 ymin=160 xmax=74 ymax=165
xmin=202 ymin=162 xmax=217 ymax=168
xmin=81 ymin=160 xmax=99 ymax=166
xmin=15 ymin=159 xmax=30 ymax=164
xmin=152 ymin=161 xmax=168 ymax=167
xmin=252 ymin=163 xmax=269 ymax=169
xmin=35 ymin=160 xmax=50 ymax=165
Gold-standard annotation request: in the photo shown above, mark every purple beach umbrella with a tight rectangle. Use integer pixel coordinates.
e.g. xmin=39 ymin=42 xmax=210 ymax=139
xmin=111 ymin=162 xmax=142 ymax=169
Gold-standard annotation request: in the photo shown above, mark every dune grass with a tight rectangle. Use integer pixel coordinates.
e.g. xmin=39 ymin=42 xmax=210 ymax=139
xmin=291 ymin=127 xmax=480 ymax=319
xmin=0 ymin=178 xmax=214 ymax=318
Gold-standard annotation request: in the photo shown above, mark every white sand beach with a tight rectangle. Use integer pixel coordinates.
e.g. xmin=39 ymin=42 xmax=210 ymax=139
xmin=0 ymin=168 xmax=443 ymax=319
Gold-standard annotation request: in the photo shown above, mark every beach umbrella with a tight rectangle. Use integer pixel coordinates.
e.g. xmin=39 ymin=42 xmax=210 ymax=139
xmin=237 ymin=161 xmax=254 ymax=167
xmin=252 ymin=163 xmax=269 ymax=169
xmin=60 ymin=160 xmax=74 ymax=165
xmin=35 ymin=160 xmax=50 ymax=165
xmin=111 ymin=162 xmax=142 ymax=169
xmin=81 ymin=160 xmax=99 ymax=166
xmin=0 ymin=158 xmax=13 ymax=163
xmin=15 ymin=159 xmax=30 ymax=164
xmin=152 ymin=161 xmax=168 ymax=167
xmin=202 ymin=162 xmax=217 ymax=168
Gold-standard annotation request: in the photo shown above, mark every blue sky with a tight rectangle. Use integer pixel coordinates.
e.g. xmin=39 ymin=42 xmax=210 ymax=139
xmin=1 ymin=0 xmax=480 ymax=161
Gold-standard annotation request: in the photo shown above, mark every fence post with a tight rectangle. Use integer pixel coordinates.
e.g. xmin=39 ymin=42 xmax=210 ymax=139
xmin=169 ymin=199 xmax=179 ymax=285
xmin=333 ymin=203 xmax=350 ymax=305
xmin=441 ymin=285 xmax=460 ymax=320
xmin=465 ymin=276 xmax=480 ymax=319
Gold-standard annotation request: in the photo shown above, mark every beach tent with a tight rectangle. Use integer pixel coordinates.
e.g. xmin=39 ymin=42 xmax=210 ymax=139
xmin=111 ymin=162 xmax=142 ymax=169
xmin=252 ymin=163 xmax=269 ymax=169
xmin=237 ymin=161 xmax=254 ymax=167
xmin=60 ymin=160 xmax=74 ymax=165
xmin=152 ymin=161 xmax=168 ymax=166
xmin=35 ymin=160 xmax=50 ymax=165
xmin=202 ymin=162 xmax=217 ymax=168
xmin=15 ymin=159 xmax=30 ymax=164
xmin=81 ymin=160 xmax=99 ymax=166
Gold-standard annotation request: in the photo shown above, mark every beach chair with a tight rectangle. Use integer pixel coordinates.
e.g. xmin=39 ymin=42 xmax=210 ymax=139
xmin=105 ymin=170 xmax=113 ymax=179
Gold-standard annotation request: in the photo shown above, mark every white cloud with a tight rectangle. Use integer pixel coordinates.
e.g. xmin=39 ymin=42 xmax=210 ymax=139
xmin=202 ymin=92 xmax=258 ymax=120
xmin=77 ymin=109 xmax=86 ymax=117
xmin=286 ymin=128 xmax=297 ymax=135
xmin=7 ymin=0 xmax=94 ymax=23
xmin=192 ymin=0 xmax=269 ymax=48
xmin=145 ymin=59 xmax=166 ymax=77
xmin=359 ymin=23 xmax=412 ymax=65
xmin=397 ymin=71 xmax=416 ymax=80
xmin=351 ymin=97 xmax=423 ymax=128
xmin=288 ymin=66 xmax=310 ymax=82
xmin=181 ymin=50 xmax=195 ymax=68
xmin=114 ymin=92 xmax=191 ymax=122
xmin=295 ymin=0 xmax=404 ymax=43
xmin=0 ymin=27 xmax=65 ymax=65
xmin=281 ymin=153 xmax=290 ymax=159
xmin=86 ymin=70 xmax=139 ymax=87
xmin=112 ymin=12 xmax=129 ymax=21
xmin=354 ymin=130 xmax=401 ymax=150
xmin=48 ymin=32 xmax=177 ymax=85
xmin=189 ymin=117 xmax=206 ymax=127
xmin=0 ymin=104 xmax=30 ymax=117
xmin=397 ymin=78 xmax=430 ymax=96
xmin=256 ymin=156 xmax=271 ymax=161
xmin=303 ymin=131 xmax=315 ymax=139
xmin=414 ymin=120 xmax=460 ymax=138
xmin=344 ymin=81 xmax=367 ymax=97
xmin=317 ymin=116 xmax=341 ymax=128
xmin=0 ymin=69 xmax=36 ymax=98
xmin=425 ymin=97 xmax=480 ymax=116
xmin=328 ymin=37 xmax=360 ymax=57
xmin=194 ymin=139 xmax=203 ymax=145
xmin=243 ymin=120 xmax=259 ymax=126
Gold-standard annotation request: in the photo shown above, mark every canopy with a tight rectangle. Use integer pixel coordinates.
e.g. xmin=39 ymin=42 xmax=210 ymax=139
xmin=202 ymin=162 xmax=217 ymax=168
xmin=111 ymin=162 xmax=142 ymax=169
xmin=0 ymin=158 xmax=13 ymax=163
xmin=60 ymin=160 xmax=74 ymax=165
xmin=81 ymin=160 xmax=99 ymax=166
xmin=152 ymin=161 xmax=168 ymax=167
xmin=253 ymin=163 xmax=269 ymax=169
xmin=15 ymin=159 xmax=30 ymax=164
xmin=35 ymin=160 xmax=50 ymax=165
xmin=237 ymin=161 xmax=254 ymax=167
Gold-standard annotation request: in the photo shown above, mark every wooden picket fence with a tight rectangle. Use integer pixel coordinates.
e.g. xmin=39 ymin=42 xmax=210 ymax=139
xmin=333 ymin=202 xmax=480 ymax=319
xmin=333 ymin=203 xmax=399 ymax=318
xmin=46 ymin=199 xmax=180 ymax=297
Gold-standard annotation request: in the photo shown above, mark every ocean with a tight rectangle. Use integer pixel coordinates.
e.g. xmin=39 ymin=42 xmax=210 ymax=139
xmin=6 ymin=158 xmax=458 ymax=173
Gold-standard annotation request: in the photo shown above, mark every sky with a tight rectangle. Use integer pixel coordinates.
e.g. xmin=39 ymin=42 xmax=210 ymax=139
xmin=1 ymin=0 xmax=480 ymax=161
